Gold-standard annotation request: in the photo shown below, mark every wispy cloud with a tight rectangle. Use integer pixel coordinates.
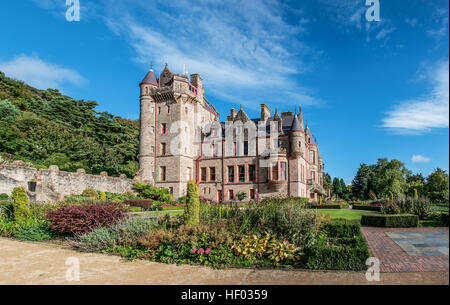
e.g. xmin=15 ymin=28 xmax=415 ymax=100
xmin=100 ymin=0 xmax=321 ymax=110
xmin=426 ymin=7 xmax=449 ymax=41
xmin=0 ymin=55 xmax=85 ymax=89
xmin=382 ymin=60 xmax=449 ymax=134
xmin=411 ymin=155 xmax=431 ymax=163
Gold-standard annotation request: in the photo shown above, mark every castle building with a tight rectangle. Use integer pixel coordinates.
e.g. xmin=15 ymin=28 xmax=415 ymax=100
xmin=137 ymin=64 xmax=326 ymax=202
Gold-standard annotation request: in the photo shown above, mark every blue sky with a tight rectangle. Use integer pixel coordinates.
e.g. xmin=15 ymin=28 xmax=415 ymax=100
xmin=0 ymin=0 xmax=448 ymax=183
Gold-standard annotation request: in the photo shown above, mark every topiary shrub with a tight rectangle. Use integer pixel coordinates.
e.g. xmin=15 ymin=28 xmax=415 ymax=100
xmin=46 ymin=203 xmax=126 ymax=235
xmin=12 ymin=187 xmax=30 ymax=222
xmin=82 ymin=188 xmax=99 ymax=200
xmin=185 ymin=181 xmax=200 ymax=225
xmin=0 ymin=193 xmax=9 ymax=201
xmin=100 ymin=192 xmax=107 ymax=202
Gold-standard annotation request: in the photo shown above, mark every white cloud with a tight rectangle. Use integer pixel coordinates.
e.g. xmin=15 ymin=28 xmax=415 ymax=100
xmin=0 ymin=55 xmax=85 ymax=90
xmin=376 ymin=27 xmax=396 ymax=40
xmin=382 ymin=60 xmax=449 ymax=134
xmin=411 ymin=155 xmax=431 ymax=163
xmin=101 ymin=0 xmax=321 ymax=109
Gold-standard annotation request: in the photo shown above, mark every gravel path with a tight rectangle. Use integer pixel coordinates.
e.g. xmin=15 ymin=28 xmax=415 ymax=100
xmin=0 ymin=238 xmax=447 ymax=285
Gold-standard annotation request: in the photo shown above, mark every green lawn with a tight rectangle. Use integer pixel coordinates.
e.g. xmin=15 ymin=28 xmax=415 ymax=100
xmin=141 ymin=210 xmax=184 ymax=217
xmin=431 ymin=205 xmax=449 ymax=212
xmin=316 ymin=209 xmax=375 ymax=221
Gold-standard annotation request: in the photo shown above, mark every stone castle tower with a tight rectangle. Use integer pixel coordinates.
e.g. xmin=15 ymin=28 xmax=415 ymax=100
xmin=137 ymin=63 xmax=325 ymax=202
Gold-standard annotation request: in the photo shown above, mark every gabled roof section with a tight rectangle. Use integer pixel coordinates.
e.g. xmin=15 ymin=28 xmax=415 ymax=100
xmin=159 ymin=63 xmax=173 ymax=87
xmin=233 ymin=104 xmax=250 ymax=123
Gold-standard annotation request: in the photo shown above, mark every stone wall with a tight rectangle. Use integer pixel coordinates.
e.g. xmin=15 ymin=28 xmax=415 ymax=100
xmin=0 ymin=162 xmax=135 ymax=202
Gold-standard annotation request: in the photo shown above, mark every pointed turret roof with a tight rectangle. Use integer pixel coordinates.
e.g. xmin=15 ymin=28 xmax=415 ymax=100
xmin=290 ymin=114 xmax=302 ymax=131
xmin=159 ymin=63 xmax=173 ymax=87
xmin=141 ymin=68 xmax=158 ymax=86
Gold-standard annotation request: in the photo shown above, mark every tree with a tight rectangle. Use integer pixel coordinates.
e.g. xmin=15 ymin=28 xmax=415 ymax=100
xmin=339 ymin=178 xmax=349 ymax=200
xmin=323 ymin=172 xmax=332 ymax=193
xmin=0 ymin=99 xmax=20 ymax=124
xmin=332 ymin=177 xmax=342 ymax=198
xmin=372 ymin=158 xmax=410 ymax=199
xmin=425 ymin=168 xmax=449 ymax=204
xmin=236 ymin=192 xmax=247 ymax=202
xmin=351 ymin=164 xmax=376 ymax=200
xmin=185 ymin=181 xmax=200 ymax=225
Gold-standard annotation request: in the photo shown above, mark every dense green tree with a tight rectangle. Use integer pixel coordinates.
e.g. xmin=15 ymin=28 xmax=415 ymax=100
xmin=351 ymin=164 xmax=376 ymax=200
xmin=0 ymin=72 xmax=139 ymax=177
xmin=323 ymin=172 xmax=332 ymax=193
xmin=372 ymin=158 xmax=410 ymax=199
xmin=425 ymin=168 xmax=449 ymax=204
xmin=339 ymin=178 xmax=347 ymax=199
xmin=332 ymin=177 xmax=342 ymax=198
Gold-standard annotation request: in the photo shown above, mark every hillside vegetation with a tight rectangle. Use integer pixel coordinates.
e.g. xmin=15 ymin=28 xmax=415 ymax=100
xmin=0 ymin=71 xmax=139 ymax=177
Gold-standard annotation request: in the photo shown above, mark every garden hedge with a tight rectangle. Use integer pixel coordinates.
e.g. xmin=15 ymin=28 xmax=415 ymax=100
xmin=309 ymin=204 xmax=341 ymax=209
xmin=305 ymin=219 xmax=370 ymax=271
xmin=441 ymin=212 xmax=449 ymax=226
xmin=352 ymin=204 xmax=381 ymax=212
xmin=361 ymin=214 xmax=419 ymax=227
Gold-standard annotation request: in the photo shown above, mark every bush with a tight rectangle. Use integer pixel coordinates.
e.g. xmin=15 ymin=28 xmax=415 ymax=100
xmin=100 ymin=192 xmax=107 ymax=201
xmin=82 ymin=188 xmax=99 ymax=199
xmin=353 ymin=204 xmax=381 ymax=212
xmin=14 ymin=221 xmax=56 ymax=241
xmin=123 ymin=199 xmax=154 ymax=211
xmin=320 ymin=219 xmax=362 ymax=238
xmin=361 ymin=214 xmax=419 ymax=227
xmin=305 ymin=219 xmax=369 ymax=270
xmin=12 ymin=187 xmax=30 ymax=222
xmin=235 ymin=198 xmax=317 ymax=248
xmin=305 ymin=236 xmax=370 ymax=271
xmin=381 ymin=197 xmax=431 ymax=219
xmin=46 ymin=203 xmax=126 ymax=235
xmin=309 ymin=203 xmax=341 ymax=209
xmin=132 ymin=182 xmax=172 ymax=203
xmin=0 ymin=193 xmax=9 ymax=201
xmin=75 ymin=216 xmax=156 ymax=252
xmin=185 ymin=181 xmax=200 ymax=225
xmin=441 ymin=212 xmax=449 ymax=226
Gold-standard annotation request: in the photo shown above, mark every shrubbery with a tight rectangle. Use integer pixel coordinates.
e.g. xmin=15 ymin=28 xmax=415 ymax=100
xmin=12 ymin=187 xmax=30 ymax=222
xmin=352 ymin=204 xmax=381 ymax=212
xmin=361 ymin=214 xmax=419 ymax=227
xmin=185 ymin=181 xmax=200 ymax=225
xmin=75 ymin=216 xmax=156 ymax=252
xmin=305 ymin=219 xmax=370 ymax=271
xmin=46 ymin=203 xmax=126 ymax=234
xmin=381 ymin=197 xmax=431 ymax=219
xmin=132 ymin=182 xmax=172 ymax=203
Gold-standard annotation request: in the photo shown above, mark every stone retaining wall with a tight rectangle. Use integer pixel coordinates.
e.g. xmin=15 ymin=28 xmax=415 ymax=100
xmin=0 ymin=162 xmax=135 ymax=202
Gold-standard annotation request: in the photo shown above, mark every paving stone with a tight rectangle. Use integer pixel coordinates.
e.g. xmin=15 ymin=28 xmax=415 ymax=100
xmin=362 ymin=227 xmax=449 ymax=273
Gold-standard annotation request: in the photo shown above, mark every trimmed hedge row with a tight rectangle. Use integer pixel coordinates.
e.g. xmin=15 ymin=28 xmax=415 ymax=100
xmin=361 ymin=214 xmax=419 ymax=227
xmin=305 ymin=219 xmax=370 ymax=271
xmin=352 ymin=204 xmax=381 ymax=212
xmin=309 ymin=204 xmax=341 ymax=210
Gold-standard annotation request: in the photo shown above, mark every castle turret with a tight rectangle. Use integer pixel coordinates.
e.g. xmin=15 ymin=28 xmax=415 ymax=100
xmin=290 ymin=114 xmax=304 ymax=158
xmin=272 ymin=108 xmax=282 ymax=133
xmin=138 ymin=67 xmax=158 ymax=182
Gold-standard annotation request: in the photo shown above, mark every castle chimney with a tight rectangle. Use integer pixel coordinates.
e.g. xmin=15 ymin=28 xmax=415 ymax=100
xmin=260 ymin=104 xmax=270 ymax=122
xmin=190 ymin=74 xmax=204 ymax=97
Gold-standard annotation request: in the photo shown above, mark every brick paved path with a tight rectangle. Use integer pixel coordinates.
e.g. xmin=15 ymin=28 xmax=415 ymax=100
xmin=362 ymin=227 xmax=449 ymax=273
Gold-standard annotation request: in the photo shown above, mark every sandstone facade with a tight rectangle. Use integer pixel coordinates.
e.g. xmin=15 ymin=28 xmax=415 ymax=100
xmin=137 ymin=64 xmax=326 ymax=202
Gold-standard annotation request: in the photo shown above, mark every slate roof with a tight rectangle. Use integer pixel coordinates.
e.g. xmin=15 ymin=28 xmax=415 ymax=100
xmin=141 ymin=69 xmax=158 ymax=85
